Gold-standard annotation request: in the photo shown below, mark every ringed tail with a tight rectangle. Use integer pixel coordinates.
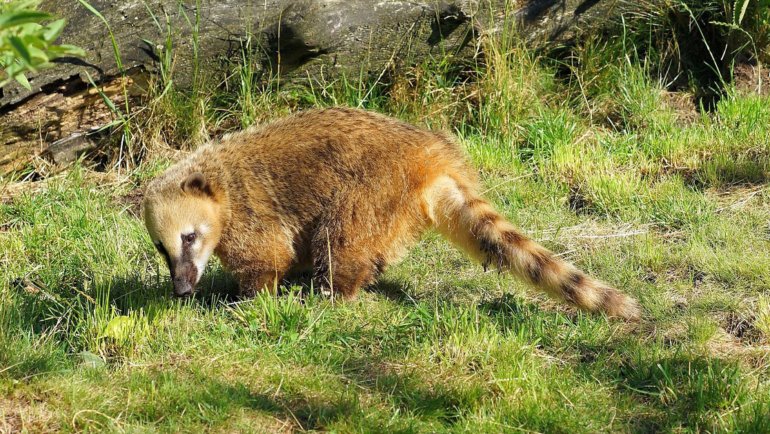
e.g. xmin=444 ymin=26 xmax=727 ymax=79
xmin=425 ymin=175 xmax=641 ymax=320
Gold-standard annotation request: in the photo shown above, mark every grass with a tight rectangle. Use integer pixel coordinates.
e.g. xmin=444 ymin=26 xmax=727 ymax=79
xmin=2 ymin=10 xmax=770 ymax=433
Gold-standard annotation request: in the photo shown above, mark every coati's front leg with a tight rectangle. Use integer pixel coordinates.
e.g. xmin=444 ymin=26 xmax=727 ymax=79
xmin=237 ymin=246 xmax=296 ymax=297
xmin=236 ymin=271 xmax=287 ymax=297
xmin=221 ymin=231 xmax=296 ymax=297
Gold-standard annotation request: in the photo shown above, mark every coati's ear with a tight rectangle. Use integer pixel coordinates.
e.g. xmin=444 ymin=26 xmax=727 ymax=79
xmin=181 ymin=172 xmax=215 ymax=198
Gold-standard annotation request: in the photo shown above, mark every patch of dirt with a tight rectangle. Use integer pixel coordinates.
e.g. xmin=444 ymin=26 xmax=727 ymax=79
xmin=0 ymin=180 xmax=40 ymax=204
xmin=708 ymin=185 xmax=767 ymax=212
xmin=660 ymin=90 xmax=699 ymax=124
xmin=0 ymin=170 xmax=126 ymax=204
xmin=698 ymin=327 xmax=770 ymax=368
xmin=734 ymin=62 xmax=769 ymax=96
xmin=0 ymin=396 xmax=59 ymax=434
xmin=723 ymin=311 xmax=765 ymax=345
xmin=213 ymin=411 xmax=296 ymax=433
xmin=119 ymin=188 xmax=144 ymax=218
xmin=567 ymin=184 xmax=589 ymax=214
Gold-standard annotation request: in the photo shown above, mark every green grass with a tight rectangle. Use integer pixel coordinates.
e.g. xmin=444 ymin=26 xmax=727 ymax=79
xmin=2 ymin=19 xmax=770 ymax=434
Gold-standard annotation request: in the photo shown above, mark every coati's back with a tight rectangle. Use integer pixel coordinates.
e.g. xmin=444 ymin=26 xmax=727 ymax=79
xmin=144 ymin=108 xmax=640 ymax=320
xmin=209 ymin=107 xmax=470 ymax=226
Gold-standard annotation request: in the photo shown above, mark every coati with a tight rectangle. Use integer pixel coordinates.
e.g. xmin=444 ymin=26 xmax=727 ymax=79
xmin=142 ymin=108 xmax=640 ymax=320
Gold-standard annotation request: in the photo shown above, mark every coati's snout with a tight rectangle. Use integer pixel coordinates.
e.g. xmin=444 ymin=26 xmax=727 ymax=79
xmin=170 ymin=257 xmax=198 ymax=297
xmin=160 ymin=233 xmax=200 ymax=297
xmin=142 ymin=172 xmax=225 ymax=297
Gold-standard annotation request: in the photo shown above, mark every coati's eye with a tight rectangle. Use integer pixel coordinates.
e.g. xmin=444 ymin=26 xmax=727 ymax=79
xmin=182 ymin=233 xmax=196 ymax=245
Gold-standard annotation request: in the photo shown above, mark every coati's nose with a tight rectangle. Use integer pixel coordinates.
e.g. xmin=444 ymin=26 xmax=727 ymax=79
xmin=172 ymin=276 xmax=193 ymax=297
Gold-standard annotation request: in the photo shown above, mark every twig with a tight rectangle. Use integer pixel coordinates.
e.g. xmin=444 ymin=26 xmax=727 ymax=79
xmin=572 ymin=229 xmax=648 ymax=239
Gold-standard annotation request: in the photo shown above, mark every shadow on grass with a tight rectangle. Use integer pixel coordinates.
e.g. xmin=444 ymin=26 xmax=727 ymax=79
xmin=368 ymin=278 xmax=415 ymax=304
xmin=337 ymin=355 xmax=479 ymax=427
xmin=11 ymin=269 xmax=766 ymax=431
xmin=2 ymin=269 xmax=243 ymax=376
xmin=685 ymin=153 xmax=770 ymax=190
xmin=186 ymin=381 xmax=360 ymax=432
xmin=200 ymin=358 xmax=471 ymax=430
xmin=71 ymin=367 xmax=360 ymax=432
xmin=103 ymin=268 xmax=242 ymax=313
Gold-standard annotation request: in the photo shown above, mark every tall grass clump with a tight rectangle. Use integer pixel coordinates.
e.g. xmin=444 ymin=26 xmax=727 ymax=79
xmin=467 ymin=18 xmax=554 ymax=142
xmin=384 ymin=56 xmax=476 ymax=130
xmin=556 ymin=31 xmax=680 ymax=134
xmin=610 ymin=0 xmax=769 ymax=101
xmin=76 ymin=0 xmax=139 ymax=171
xmin=548 ymin=0 xmax=768 ymax=124
xmin=73 ymin=0 xmax=214 ymax=167
xmin=138 ymin=1 xmax=212 ymax=152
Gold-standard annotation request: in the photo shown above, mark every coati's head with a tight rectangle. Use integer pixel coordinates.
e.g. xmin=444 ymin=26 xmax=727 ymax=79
xmin=142 ymin=172 xmax=225 ymax=297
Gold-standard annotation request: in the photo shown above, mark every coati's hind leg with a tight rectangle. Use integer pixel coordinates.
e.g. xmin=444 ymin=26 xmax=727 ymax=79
xmin=313 ymin=253 xmax=382 ymax=299
xmin=423 ymin=174 xmax=641 ymax=320
xmin=308 ymin=201 xmax=412 ymax=298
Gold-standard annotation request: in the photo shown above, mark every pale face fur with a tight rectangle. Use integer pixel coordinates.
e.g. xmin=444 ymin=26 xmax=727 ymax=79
xmin=143 ymin=179 xmax=224 ymax=297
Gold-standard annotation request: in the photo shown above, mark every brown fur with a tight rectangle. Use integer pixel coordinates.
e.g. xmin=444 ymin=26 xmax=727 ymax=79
xmin=142 ymin=108 xmax=640 ymax=319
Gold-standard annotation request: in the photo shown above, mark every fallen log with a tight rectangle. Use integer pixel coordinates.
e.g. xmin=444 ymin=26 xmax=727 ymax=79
xmin=0 ymin=0 xmax=625 ymax=176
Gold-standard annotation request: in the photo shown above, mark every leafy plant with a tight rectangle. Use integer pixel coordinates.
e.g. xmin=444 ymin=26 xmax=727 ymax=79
xmin=0 ymin=0 xmax=83 ymax=89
